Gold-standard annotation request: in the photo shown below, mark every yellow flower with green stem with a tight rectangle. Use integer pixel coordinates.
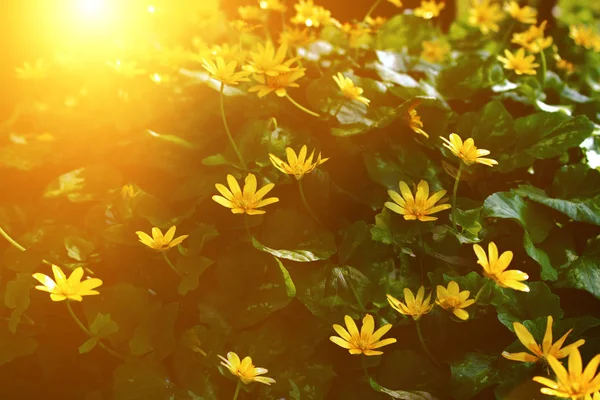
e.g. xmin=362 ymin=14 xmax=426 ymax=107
xmin=441 ymin=133 xmax=498 ymax=230
xmin=569 ymin=25 xmax=600 ymax=52
xmin=414 ymin=1 xmax=445 ymax=20
xmin=329 ymin=314 xmax=397 ymax=356
xmin=135 ymin=226 xmax=189 ymax=252
xmin=385 ymin=180 xmax=451 ymax=222
xmin=213 ymin=173 xmax=279 ymax=215
xmin=202 ymin=57 xmax=251 ymax=86
xmin=512 ymin=21 xmax=553 ymax=54
xmin=533 ymin=348 xmax=600 ymax=400
xmin=468 ymin=0 xmax=505 ymax=35
xmin=504 ymin=1 xmax=537 ymax=24
xmin=332 ymin=72 xmax=370 ymax=107
xmin=219 ymin=351 xmax=275 ymax=400
xmin=473 ymin=242 xmax=529 ymax=292
xmin=406 ymin=100 xmax=430 ymax=138
xmin=436 ymin=281 xmax=475 ymax=320
xmin=497 ymin=48 xmax=539 ymax=75
xmin=244 ymin=41 xmax=298 ymax=77
xmin=248 ymin=68 xmax=306 ymax=97
xmin=33 ymin=264 xmax=102 ymax=302
xmin=502 ymin=316 xmax=585 ymax=363
xmin=387 ymin=286 xmax=434 ymax=321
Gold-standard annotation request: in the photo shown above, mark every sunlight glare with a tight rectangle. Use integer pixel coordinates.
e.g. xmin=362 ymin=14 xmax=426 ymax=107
xmin=77 ymin=0 xmax=106 ymax=18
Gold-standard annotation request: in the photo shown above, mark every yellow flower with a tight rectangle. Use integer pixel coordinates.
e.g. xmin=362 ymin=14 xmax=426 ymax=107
xmin=435 ymin=281 xmax=475 ymax=320
xmin=421 ymin=40 xmax=451 ymax=63
xmin=279 ymin=27 xmax=316 ymax=47
xmin=554 ymin=50 xmax=575 ymax=75
xmin=406 ymin=101 xmax=429 ymax=138
xmin=15 ymin=59 xmax=50 ymax=80
xmin=208 ymin=43 xmax=246 ymax=64
xmin=497 ymin=48 xmax=539 ymax=75
xmin=385 ymin=180 xmax=450 ymax=222
xmin=468 ymin=0 xmax=505 ymax=35
xmin=414 ymin=1 xmax=445 ymax=20
xmin=330 ymin=314 xmax=397 ymax=356
xmin=106 ymin=60 xmax=146 ymax=78
xmin=570 ymin=25 xmax=600 ymax=51
xmin=269 ymin=145 xmax=329 ymax=179
xmin=365 ymin=16 xmax=387 ymax=28
xmin=219 ymin=352 xmax=276 ymax=385
xmin=502 ymin=316 xmax=585 ymax=363
xmin=387 ymin=0 xmax=403 ymax=7
xmin=441 ymin=133 xmax=498 ymax=167
xmin=533 ymin=349 xmax=600 ymax=400
xmin=32 ymin=265 xmax=103 ymax=302
xmin=511 ymin=21 xmax=553 ymax=53
xmin=341 ymin=23 xmax=372 ymax=49
xmin=290 ymin=0 xmax=332 ymax=28
xmin=259 ymin=0 xmax=287 ymax=12
xmin=202 ymin=57 xmax=251 ymax=86
xmin=230 ymin=19 xmax=262 ymax=33
xmin=387 ymin=286 xmax=434 ymax=321
xmin=238 ymin=5 xmax=262 ymax=20
xmin=135 ymin=226 xmax=189 ymax=251
xmin=332 ymin=73 xmax=370 ymax=106
xmin=212 ymin=173 xmax=279 ymax=215
xmin=248 ymin=68 xmax=306 ymax=97
xmin=473 ymin=242 xmax=529 ymax=292
xmin=503 ymin=1 xmax=537 ymax=24
xmin=244 ymin=41 xmax=298 ymax=77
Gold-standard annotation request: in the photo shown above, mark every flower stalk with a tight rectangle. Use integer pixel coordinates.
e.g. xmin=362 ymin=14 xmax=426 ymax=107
xmin=539 ymin=50 xmax=547 ymax=88
xmin=363 ymin=0 xmax=383 ymax=21
xmin=162 ymin=252 xmax=182 ymax=276
xmin=285 ymin=93 xmax=320 ymax=117
xmin=451 ymin=163 xmax=464 ymax=231
xmin=66 ymin=301 xmax=125 ymax=361
xmin=298 ymin=179 xmax=323 ymax=226
xmin=232 ymin=380 xmax=242 ymax=400
xmin=219 ymin=82 xmax=247 ymax=170
xmin=416 ymin=320 xmax=439 ymax=367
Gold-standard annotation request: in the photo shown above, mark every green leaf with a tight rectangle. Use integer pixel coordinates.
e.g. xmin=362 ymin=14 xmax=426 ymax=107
xmin=146 ymin=129 xmax=196 ymax=149
xmin=176 ymin=256 xmax=214 ymax=296
xmin=64 ymin=236 xmax=95 ymax=261
xmin=4 ymin=273 xmax=32 ymax=333
xmin=555 ymin=256 xmax=600 ymax=299
xmin=274 ymin=257 xmax=296 ymax=298
xmin=79 ymin=337 xmax=99 ymax=354
xmin=438 ymin=55 xmax=504 ymax=99
xmin=457 ymin=101 xmax=514 ymax=151
xmin=450 ymin=353 xmax=500 ymax=400
xmin=252 ymin=235 xmax=336 ymax=262
xmin=128 ymin=302 xmax=179 ymax=361
xmin=89 ymin=313 xmax=119 ymax=338
xmin=0 ymin=324 xmax=38 ymax=366
xmin=514 ymin=184 xmax=600 ymax=226
xmin=43 ymin=166 xmax=123 ymax=202
xmin=369 ymin=378 xmax=435 ymax=400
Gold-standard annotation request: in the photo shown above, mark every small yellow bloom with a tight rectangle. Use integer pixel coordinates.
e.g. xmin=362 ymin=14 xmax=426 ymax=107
xmin=341 ymin=23 xmax=372 ymax=49
xmin=387 ymin=0 xmax=403 ymax=7
xmin=15 ymin=59 xmax=50 ymax=80
xmin=135 ymin=226 xmax=189 ymax=252
xmin=554 ymin=50 xmax=575 ymax=75
xmin=290 ymin=0 xmax=332 ymax=28
xmin=107 ymin=60 xmax=146 ymax=78
xmin=441 ymin=133 xmax=498 ymax=167
xmin=385 ymin=180 xmax=450 ymax=222
xmin=414 ymin=1 xmax=445 ymax=20
xmin=503 ymin=1 xmax=537 ymax=24
xmin=208 ymin=43 xmax=245 ymax=64
xmin=330 ymin=314 xmax=397 ymax=356
xmin=421 ymin=40 xmax=451 ymax=63
xmin=502 ymin=316 xmax=585 ymax=363
xmin=238 ymin=5 xmax=262 ymax=20
xmin=473 ymin=242 xmax=529 ymax=292
xmin=332 ymin=73 xmax=370 ymax=106
xmin=365 ymin=16 xmax=387 ymax=28
xmin=570 ymin=24 xmax=600 ymax=51
xmin=244 ymin=41 xmax=298 ymax=77
xmin=436 ymin=281 xmax=475 ymax=320
xmin=533 ymin=349 xmax=600 ymax=399
xmin=219 ymin=352 xmax=276 ymax=385
xmin=213 ymin=173 xmax=279 ymax=215
xmin=202 ymin=57 xmax=251 ymax=86
xmin=387 ymin=286 xmax=434 ymax=321
xmin=248 ymin=69 xmax=306 ymax=97
xmin=33 ymin=265 xmax=103 ymax=302
xmin=269 ymin=145 xmax=329 ymax=179
xmin=497 ymin=48 xmax=539 ymax=75
xmin=230 ymin=19 xmax=262 ymax=33
xmin=468 ymin=0 xmax=505 ymax=35
xmin=259 ymin=0 xmax=287 ymax=12
xmin=511 ymin=21 xmax=553 ymax=53
xmin=406 ymin=101 xmax=429 ymax=138
xmin=279 ymin=27 xmax=316 ymax=47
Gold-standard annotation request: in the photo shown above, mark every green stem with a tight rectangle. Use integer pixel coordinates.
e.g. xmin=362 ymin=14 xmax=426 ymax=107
xmin=298 ymin=179 xmax=323 ymax=226
xmin=346 ymin=266 xmax=365 ymax=311
xmin=232 ymin=380 xmax=243 ymax=400
xmin=539 ymin=49 xmax=547 ymax=88
xmin=332 ymin=101 xmax=344 ymax=119
xmin=162 ymin=252 xmax=182 ymax=276
xmin=66 ymin=301 xmax=125 ymax=361
xmin=0 ymin=225 xmax=95 ymax=275
xmin=451 ymin=163 xmax=464 ymax=231
xmin=285 ymin=93 xmax=320 ymax=117
xmin=243 ymin=214 xmax=253 ymax=241
xmin=416 ymin=320 xmax=439 ymax=367
xmin=219 ymin=83 xmax=247 ymax=170
xmin=474 ymin=280 xmax=492 ymax=304
xmin=363 ymin=0 xmax=383 ymax=21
